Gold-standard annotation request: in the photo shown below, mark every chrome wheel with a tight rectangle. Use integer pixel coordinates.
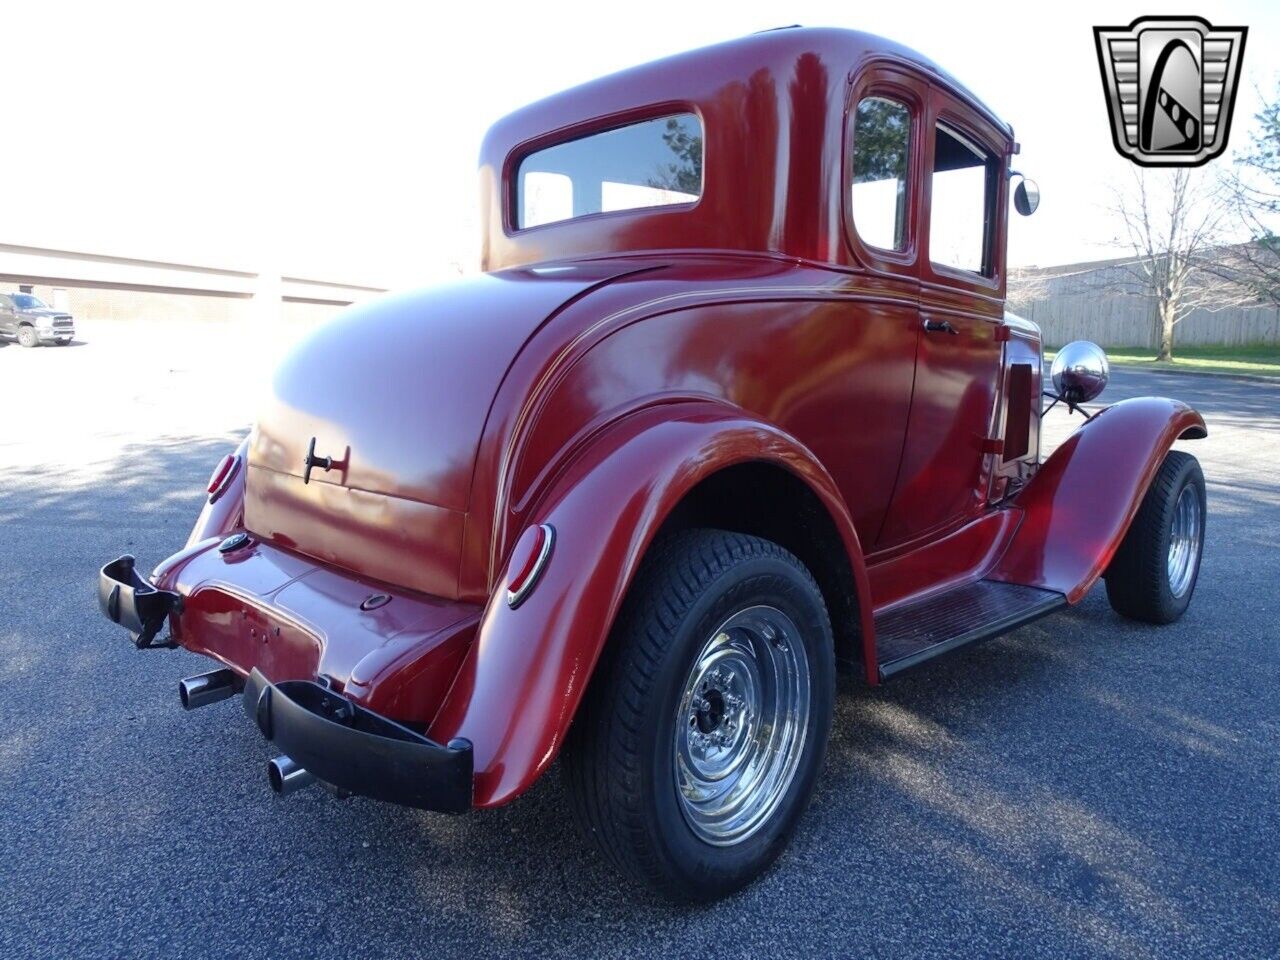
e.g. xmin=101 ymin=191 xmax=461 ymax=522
xmin=673 ymin=605 xmax=810 ymax=846
xmin=1167 ymin=485 xmax=1202 ymax=598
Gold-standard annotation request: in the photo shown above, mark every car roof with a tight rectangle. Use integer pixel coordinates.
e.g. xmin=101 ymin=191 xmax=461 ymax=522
xmin=488 ymin=26 xmax=1011 ymax=153
xmin=479 ymin=27 xmax=1014 ymax=271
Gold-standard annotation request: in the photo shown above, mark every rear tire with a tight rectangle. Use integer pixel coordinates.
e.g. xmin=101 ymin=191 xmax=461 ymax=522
xmin=17 ymin=326 xmax=38 ymax=348
xmin=1104 ymin=450 xmax=1205 ymax=624
xmin=563 ymin=529 xmax=835 ymax=903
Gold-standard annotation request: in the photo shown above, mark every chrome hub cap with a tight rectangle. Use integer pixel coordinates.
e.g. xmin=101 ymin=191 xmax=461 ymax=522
xmin=1167 ymin=485 xmax=1202 ymax=598
xmin=673 ymin=605 xmax=810 ymax=846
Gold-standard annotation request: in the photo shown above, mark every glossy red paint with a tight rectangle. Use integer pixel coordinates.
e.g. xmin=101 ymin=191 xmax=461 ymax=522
xmin=991 ymin=398 xmax=1207 ymax=602
xmin=479 ymin=28 xmax=1009 ymax=273
xmin=128 ymin=28 xmax=1207 ymax=812
xmin=159 ymin=436 xmax=250 ymax=572
xmin=867 ymin=508 xmax=1022 ymax=611
xmin=161 ymin=537 xmax=480 ymax=719
xmin=244 ymin=264 xmax=648 ymax=601
xmin=427 ymin=402 xmax=873 ymax=807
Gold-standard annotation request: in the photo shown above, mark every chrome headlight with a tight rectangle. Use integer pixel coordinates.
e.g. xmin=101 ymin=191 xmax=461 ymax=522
xmin=1050 ymin=340 xmax=1110 ymax=404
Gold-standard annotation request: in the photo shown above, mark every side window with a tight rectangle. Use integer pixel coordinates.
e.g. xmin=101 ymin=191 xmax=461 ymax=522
xmin=929 ymin=123 xmax=997 ymax=275
xmin=850 ymin=97 xmax=912 ymax=252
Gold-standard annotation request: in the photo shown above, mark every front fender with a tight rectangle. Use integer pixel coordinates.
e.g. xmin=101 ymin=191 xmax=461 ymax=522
xmin=428 ymin=401 xmax=871 ymax=807
xmin=991 ymin=397 xmax=1206 ymax=602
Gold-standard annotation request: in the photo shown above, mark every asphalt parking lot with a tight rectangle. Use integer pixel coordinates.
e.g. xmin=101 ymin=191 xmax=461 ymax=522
xmin=2 ymin=323 xmax=1277 ymax=959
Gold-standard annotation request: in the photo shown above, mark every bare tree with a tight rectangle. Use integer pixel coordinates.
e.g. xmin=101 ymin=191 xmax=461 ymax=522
xmin=1104 ymin=167 xmax=1255 ymax=361
xmin=1222 ymin=81 xmax=1280 ymax=303
xmin=1005 ymin=267 xmax=1056 ymax=313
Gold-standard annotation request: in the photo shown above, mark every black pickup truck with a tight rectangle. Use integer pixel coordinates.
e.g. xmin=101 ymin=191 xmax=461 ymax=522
xmin=0 ymin=292 xmax=75 ymax=347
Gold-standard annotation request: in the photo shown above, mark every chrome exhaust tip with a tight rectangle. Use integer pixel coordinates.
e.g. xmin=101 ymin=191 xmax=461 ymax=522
xmin=268 ymin=755 xmax=316 ymax=796
xmin=179 ymin=668 xmax=241 ymax=710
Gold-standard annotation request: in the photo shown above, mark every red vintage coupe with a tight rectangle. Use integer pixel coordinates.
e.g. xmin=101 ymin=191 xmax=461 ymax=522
xmin=99 ymin=27 xmax=1206 ymax=900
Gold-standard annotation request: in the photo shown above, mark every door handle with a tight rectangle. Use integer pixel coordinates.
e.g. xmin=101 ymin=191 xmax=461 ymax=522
xmin=922 ymin=318 xmax=958 ymax=335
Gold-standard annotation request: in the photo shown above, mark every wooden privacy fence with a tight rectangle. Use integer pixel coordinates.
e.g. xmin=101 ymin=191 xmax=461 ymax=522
xmin=1008 ymin=258 xmax=1280 ymax=348
xmin=1009 ymin=294 xmax=1280 ymax=348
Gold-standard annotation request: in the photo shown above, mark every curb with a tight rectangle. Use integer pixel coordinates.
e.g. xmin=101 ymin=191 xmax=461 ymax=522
xmin=1104 ymin=363 xmax=1280 ymax=387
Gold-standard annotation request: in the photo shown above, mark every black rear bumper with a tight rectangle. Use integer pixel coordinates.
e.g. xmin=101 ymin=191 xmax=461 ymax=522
xmin=98 ymin=555 xmax=181 ymax=648
xmin=98 ymin=552 xmax=473 ymax=813
xmin=242 ymin=669 xmax=473 ymax=813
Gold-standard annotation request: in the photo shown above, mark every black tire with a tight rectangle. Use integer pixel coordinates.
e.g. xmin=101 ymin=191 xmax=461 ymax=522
xmin=563 ymin=528 xmax=835 ymax=902
xmin=17 ymin=326 xmax=38 ymax=348
xmin=54 ymin=338 xmax=71 ymax=346
xmin=1104 ymin=450 xmax=1205 ymax=624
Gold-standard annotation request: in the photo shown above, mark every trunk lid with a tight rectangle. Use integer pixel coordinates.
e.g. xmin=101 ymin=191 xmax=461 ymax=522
xmin=245 ymin=263 xmax=636 ymax=599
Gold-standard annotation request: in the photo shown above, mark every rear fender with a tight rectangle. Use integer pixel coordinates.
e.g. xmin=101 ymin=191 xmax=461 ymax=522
xmin=152 ymin=436 xmax=250 ymax=587
xmin=991 ymin=397 xmax=1206 ymax=602
xmin=428 ymin=401 xmax=871 ymax=807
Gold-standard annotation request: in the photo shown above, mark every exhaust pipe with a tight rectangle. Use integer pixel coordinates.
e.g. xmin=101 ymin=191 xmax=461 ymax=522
xmin=179 ymin=668 xmax=241 ymax=710
xmin=268 ymin=755 xmax=316 ymax=796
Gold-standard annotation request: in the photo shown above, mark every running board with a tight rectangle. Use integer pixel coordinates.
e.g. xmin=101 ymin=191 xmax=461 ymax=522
xmin=874 ymin=580 xmax=1067 ymax=680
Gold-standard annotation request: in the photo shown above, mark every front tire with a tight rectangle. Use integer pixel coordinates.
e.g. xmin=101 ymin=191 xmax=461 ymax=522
xmin=563 ymin=529 xmax=835 ymax=902
xmin=17 ymin=326 xmax=39 ymax=348
xmin=1105 ymin=450 xmax=1206 ymax=623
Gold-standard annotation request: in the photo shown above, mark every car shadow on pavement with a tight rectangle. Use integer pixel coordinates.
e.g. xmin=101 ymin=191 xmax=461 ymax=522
xmin=804 ymin=579 xmax=1279 ymax=958
xmin=3 ymin=401 xmax=1279 ymax=957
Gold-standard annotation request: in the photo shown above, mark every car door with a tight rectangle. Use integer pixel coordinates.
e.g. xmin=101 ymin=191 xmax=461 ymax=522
xmin=875 ymin=87 xmax=1010 ymax=549
xmin=0 ymin=295 xmax=16 ymax=335
xmin=831 ymin=65 xmax=928 ymax=547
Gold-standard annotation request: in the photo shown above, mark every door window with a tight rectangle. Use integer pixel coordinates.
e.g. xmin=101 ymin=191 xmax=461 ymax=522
xmin=929 ymin=123 xmax=997 ymax=275
xmin=850 ymin=97 xmax=912 ymax=252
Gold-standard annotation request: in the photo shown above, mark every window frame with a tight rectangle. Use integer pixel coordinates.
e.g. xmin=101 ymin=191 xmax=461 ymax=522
xmin=848 ymin=96 xmax=916 ymax=256
xmin=921 ymin=96 xmax=1009 ymax=295
xmin=508 ymin=105 xmax=705 ymax=234
xmin=927 ymin=119 xmax=1000 ymax=279
xmin=842 ymin=65 xmax=927 ymax=277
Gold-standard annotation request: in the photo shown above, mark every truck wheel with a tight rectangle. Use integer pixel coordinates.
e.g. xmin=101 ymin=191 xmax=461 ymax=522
xmin=1104 ymin=450 xmax=1205 ymax=624
xmin=563 ymin=528 xmax=834 ymax=902
xmin=17 ymin=326 xmax=39 ymax=348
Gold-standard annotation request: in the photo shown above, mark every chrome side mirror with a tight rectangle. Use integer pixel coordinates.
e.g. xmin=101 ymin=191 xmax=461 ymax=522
xmin=1013 ymin=177 xmax=1040 ymax=216
xmin=1051 ymin=340 xmax=1110 ymax=404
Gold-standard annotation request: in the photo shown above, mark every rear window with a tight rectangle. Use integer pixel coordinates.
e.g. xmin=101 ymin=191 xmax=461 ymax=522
xmin=516 ymin=113 xmax=703 ymax=229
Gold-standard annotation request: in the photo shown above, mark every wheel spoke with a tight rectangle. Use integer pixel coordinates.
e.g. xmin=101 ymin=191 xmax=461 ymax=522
xmin=673 ymin=606 xmax=810 ymax=846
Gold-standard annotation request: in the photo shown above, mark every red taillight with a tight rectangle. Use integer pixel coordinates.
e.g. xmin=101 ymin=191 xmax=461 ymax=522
xmin=206 ymin=454 xmax=240 ymax=502
xmin=506 ymin=523 xmax=555 ymax=608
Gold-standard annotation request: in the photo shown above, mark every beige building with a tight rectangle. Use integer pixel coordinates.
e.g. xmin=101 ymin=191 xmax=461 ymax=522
xmin=0 ymin=242 xmax=386 ymax=328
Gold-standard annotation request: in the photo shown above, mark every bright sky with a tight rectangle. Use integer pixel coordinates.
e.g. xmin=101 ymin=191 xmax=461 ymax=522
xmin=4 ymin=1 xmax=1276 ymax=287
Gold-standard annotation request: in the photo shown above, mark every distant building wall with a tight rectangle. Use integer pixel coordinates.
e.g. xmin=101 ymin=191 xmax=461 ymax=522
xmin=281 ymin=299 xmax=353 ymax=327
xmin=1010 ymin=258 xmax=1280 ymax=348
xmin=0 ymin=280 xmax=249 ymax=323
xmin=0 ymin=243 xmax=387 ymax=326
